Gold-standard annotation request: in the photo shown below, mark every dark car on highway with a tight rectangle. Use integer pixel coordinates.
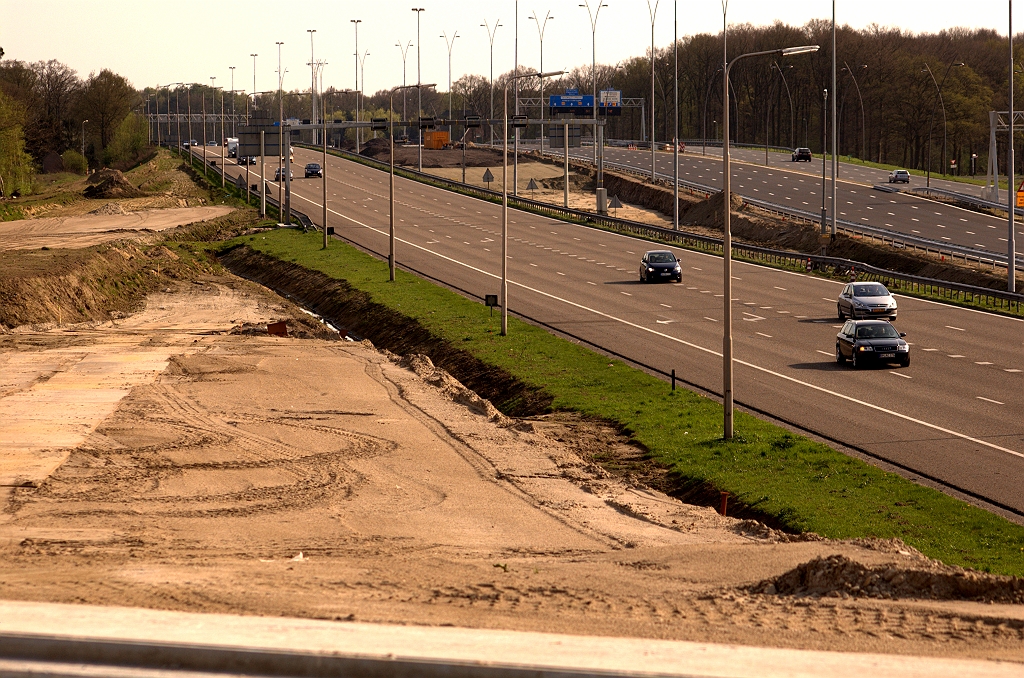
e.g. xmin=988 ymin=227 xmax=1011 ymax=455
xmin=274 ymin=168 xmax=293 ymax=181
xmin=791 ymin=147 xmax=812 ymax=162
xmin=639 ymin=250 xmax=681 ymax=283
xmin=304 ymin=163 xmax=323 ymax=178
xmin=837 ymin=282 xmax=898 ymax=320
xmin=836 ymin=320 xmax=909 ymax=368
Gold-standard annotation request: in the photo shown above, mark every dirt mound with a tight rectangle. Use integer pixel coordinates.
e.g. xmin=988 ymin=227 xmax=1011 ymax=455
xmin=751 ymin=553 xmax=1024 ymax=603
xmin=361 ymin=141 xmax=506 ymax=169
xmin=83 ymin=170 xmax=144 ymax=199
xmin=87 ymin=202 xmax=128 ymax=216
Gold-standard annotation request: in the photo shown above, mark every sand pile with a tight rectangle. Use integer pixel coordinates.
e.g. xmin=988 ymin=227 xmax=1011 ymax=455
xmin=752 ymin=553 xmax=1024 ymax=603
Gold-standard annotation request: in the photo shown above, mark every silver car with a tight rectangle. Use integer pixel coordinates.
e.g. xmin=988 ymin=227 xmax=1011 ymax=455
xmin=837 ymin=282 xmax=897 ymax=320
xmin=888 ymin=169 xmax=910 ymax=183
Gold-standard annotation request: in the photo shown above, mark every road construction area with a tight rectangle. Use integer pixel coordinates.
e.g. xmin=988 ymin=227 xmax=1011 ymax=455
xmin=1 ymin=157 xmax=1023 ymax=663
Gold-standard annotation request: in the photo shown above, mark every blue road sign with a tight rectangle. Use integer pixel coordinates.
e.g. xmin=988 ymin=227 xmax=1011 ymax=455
xmin=565 ymin=88 xmax=579 ymax=96
xmin=549 ymin=94 xmax=594 ymax=108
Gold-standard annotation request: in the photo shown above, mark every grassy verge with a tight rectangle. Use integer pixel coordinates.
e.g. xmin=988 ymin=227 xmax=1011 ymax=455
xmin=224 ymin=227 xmax=1024 ymax=576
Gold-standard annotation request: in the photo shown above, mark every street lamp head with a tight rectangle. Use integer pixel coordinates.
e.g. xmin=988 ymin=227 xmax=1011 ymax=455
xmin=781 ymin=45 xmax=819 ymax=57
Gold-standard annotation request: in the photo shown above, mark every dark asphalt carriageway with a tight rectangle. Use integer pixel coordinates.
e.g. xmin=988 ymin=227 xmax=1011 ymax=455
xmin=210 ymin=146 xmax=1024 ymax=518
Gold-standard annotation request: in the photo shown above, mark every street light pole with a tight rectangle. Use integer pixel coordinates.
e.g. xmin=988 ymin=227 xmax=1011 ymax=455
xmin=396 ymin=41 xmax=413 ymax=127
xmin=772 ymin=62 xmax=794 ymax=149
xmin=721 ymin=29 xmax=819 ymax=439
xmin=276 ymin=41 xmax=285 ymax=216
xmin=923 ymin=61 xmax=963 ymax=187
xmin=351 ymin=20 xmax=361 ymax=152
xmin=250 ymin=54 xmax=258 ymax=126
xmin=413 ymin=8 xmax=425 ymax=172
xmin=822 ymin=88 xmax=828 ymax=232
xmin=647 ymin=0 xmax=659 ymax=182
xmin=307 ymin=29 xmax=317 ymax=144
xmin=481 ymin=19 xmax=502 ymax=147
xmin=580 ymin=1 xmax=608 ymax=168
xmin=229 ymin=66 xmax=236 ymax=137
xmin=81 ymin=119 xmax=89 ymax=167
xmin=502 ymin=69 xmax=565 ymax=336
xmin=359 ymin=51 xmax=370 ymax=138
xmin=1009 ymin=0 xmax=1016 ymax=293
xmin=389 ymin=83 xmax=436 ymax=280
xmin=530 ymin=11 xmax=554 ymax=152
xmin=702 ymin=67 xmax=721 ymax=156
xmin=673 ymin=0 xmax=678 ymax=230
xmin=841 ymin=62 xmax=866 ymax=161
xmin=440 ymin=31 xmax=460 ymax=134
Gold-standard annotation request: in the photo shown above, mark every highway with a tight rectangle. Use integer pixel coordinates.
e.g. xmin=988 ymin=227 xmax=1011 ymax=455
xmin=540 ymin=143 xmax=1024 ymax=258
xmin=208 ymin=146 xmax=1024 ymax=518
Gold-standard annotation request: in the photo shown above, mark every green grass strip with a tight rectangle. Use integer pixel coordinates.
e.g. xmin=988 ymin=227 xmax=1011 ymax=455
xmin=226 ymin=227 xmax=1024 ymax=576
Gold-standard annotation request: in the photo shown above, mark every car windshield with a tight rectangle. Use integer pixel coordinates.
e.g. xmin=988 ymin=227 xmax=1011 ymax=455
xmin=895 ymin=171 xmax=908 ymax=175
xmin=307 ymin=164 xmax=319 ymax=169
xmin=647 ymin=252 xmax=675 ymax=264
xmin=856 ymin=324 xmax=899 ymax=339
xmin=853 ymin=284 xmax=889 ymax=297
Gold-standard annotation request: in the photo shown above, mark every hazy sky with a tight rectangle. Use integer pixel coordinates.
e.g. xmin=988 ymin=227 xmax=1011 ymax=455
xmin=1 ymin=1 xmax=1016 ymax=95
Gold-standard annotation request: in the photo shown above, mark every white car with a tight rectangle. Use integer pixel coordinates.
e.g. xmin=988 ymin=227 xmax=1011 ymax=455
xmin=888 ymin=169 xmax=910 ymax=184
xmin=837 ymin=282 xmax=898 ymax=321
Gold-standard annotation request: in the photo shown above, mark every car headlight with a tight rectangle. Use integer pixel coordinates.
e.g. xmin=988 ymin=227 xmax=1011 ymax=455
xmin=673 ymin=266 xmax=681 ymax=272
xmin=897 ymin=344 xmax=909 ymax=351
xmin=647 ymin=268 xmax=654 ymax=272
xmin=857 ymin=346 xmax=873 ymax=352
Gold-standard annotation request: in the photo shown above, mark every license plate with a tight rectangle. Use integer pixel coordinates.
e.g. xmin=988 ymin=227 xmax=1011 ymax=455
xmin=660 ymin=272 xmax=671 ymax=276
xmin=871 ymin=308 xmax=885 ymax=313
xmin=879 ymin=353 xmax=896 ymax=359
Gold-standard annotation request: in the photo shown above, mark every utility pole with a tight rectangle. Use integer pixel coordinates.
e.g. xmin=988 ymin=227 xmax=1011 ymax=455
xmin=277 ymin=41 xmax=285 ymax=216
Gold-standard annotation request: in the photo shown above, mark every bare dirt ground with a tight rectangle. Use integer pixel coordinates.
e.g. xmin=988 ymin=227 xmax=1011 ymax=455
xmin=1 ymin=270 xmax=1023 ymax=663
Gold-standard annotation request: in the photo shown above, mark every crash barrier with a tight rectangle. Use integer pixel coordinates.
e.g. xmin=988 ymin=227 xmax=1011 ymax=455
xmin=552 ymin=148 xmax=1024 ymax=274
xmin=299 ymin=144 xmax=1023 ymax=315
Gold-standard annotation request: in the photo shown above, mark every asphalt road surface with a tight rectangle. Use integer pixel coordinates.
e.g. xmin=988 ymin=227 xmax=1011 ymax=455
xmin=208 ymin=146 xmax=1024 ymax=518
xmin=538 ymin=143 xmax=1023 ymax=258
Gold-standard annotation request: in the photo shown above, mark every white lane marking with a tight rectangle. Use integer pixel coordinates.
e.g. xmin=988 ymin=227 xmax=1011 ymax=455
xmin=946 ymin=325 xmax=965 ymax=331
xmin=1005 ymin=369 xmax=1022 ymax=373
xmin=660 ymin=304 xmax=672 ymax=308
xmin=890 ymin=371 xmax=912 ymax=379
xmin=976 ymin=362 xmax=993 ymax=365
xmin=756 ymin=332 xmax=773 ymax=338
xmin=742 ymin=313 xmax=766 ymax=321
xmin=300 ymin=167 xmax=1024 ymax=459
xmin=977 ymin=397 xmax=1005 ymax=405
xmin=587 ymin=282 xmax=596 ymax=285
xmin=557 ymin=272 xmax=565 ymax=276
xmin=821 ymin=297 xmax=834 ymax=302
xmin=774 ymin=286 xmax=787 ymax=291
xmin=948 ymin=355 xmax=965 ymax=358
xmin=922 ymin=348 xmax=939 ymax=351
xmin=817 ymin=350 xmax=832 ymax=356
xmin=656 ymin=320 xmax=675 ymax=324
xmin=621 ymin=292 xmax=632 ymax=296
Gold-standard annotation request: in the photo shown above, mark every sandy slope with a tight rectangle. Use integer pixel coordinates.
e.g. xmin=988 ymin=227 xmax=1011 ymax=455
xmin=0 ymin=206 xmax=234 ymax=250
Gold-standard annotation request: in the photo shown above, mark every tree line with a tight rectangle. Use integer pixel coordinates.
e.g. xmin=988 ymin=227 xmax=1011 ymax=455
xmin=0 ymin=55 xmax=144 ymax=193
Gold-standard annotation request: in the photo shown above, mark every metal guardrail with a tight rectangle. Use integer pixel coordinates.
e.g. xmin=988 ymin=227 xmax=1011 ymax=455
xmin=304 ymin=144 xmax=1023 ymax=314
xmin=570 ymin=150 xmax=1024 ymax=271
xmin=910 ymin=185 xmax=1024 ymax=217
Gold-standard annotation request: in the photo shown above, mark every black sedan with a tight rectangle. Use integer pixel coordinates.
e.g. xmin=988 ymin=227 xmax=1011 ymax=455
xmin=639 ymin=250 xmax=681 ymax=283
xmin=836 ymin=320 xmax=909 ymax=369
xmin=304 ymin=163 xmax=323 ymax=178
